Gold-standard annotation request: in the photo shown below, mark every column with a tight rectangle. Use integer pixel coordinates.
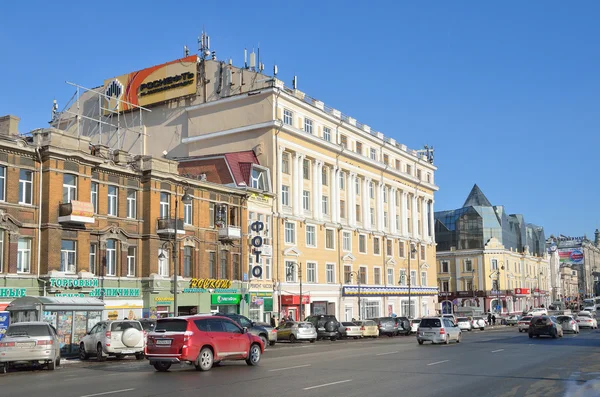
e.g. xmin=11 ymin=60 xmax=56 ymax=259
xmin=312 ymin=159 xmax=320 ymax=220
xmin=411 ymin=194 xmax=418 ymax=238
xmin=421 ymin=197 xmax=428 ymax=240
xmin=390 ymin=188 xmax=397 ymax=235
xmin=297 ymin=154 xmax=305 ymax=217
xmin=292 ymin=152 xmax=301 ymax=216
xmin=348 ymin=172 xmax=356 ymax=227
xmin=316 ymin=162 xmax=324 ymax=221
xmin=401 ymin=192 xmax=408 ymax=237
xmin=332 ymin=166 xmax=339 ymax=223
xmin=428 ymin=199 xmax=435 ymax=243
xmin=363 ymin=178 xmax=370 ymax=229
xmin=377 ymin=182 xmax=384 ymax=231
xmin=277 ymin=145 xmax=284 ymax=213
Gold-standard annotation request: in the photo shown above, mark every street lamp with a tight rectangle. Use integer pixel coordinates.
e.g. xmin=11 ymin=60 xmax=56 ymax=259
xmin=285 ymin=262 xmax=303 ymax=320
xmin=537 ymin=271 xmax=543 ymax=307
xmin=158 ymin=184 xmax=193 ymax=317
xmin=496 ymin=262 xmax=505 ymax=315
xmin=401 ymin=243 xmax=417 ymax=318
xmin=348 ymin=270 xmax=362 ymax=320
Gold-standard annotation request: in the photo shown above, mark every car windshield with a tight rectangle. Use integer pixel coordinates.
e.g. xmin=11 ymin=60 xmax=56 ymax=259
xmin=140 ymin=321 xmax=156 ymax=331
xmin=557 ymin=316 xmax=571 ymax=322
xmin=420 ymin=318 xmax=442 ymax=328
xmin=111 ymin=321 xmax=142 ymax=331
xmin=342 ymin=322 xmax=355 ymax=326
xmin=521 ymin=317 xmax=532 ymax=321
xmin=411 ymin=320 xmax=420 ymax=324
xmin=155 ymin=319 xmax=188 ymax=332
xmin=578 ymin=314 xmax=591 ymax=318
xmin=6 ymin=324 xmax=50 ymax=337
xmin=457 ymin=318 xmax=468 ymax=322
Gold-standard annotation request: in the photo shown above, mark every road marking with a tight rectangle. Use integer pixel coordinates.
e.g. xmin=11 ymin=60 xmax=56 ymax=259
xmin=303 ymin=379 xmax=352 ymax=390
xmin=79 ymin=390 xmax=135 ymax=397
xmin=491 ymin=349 xmax=505 ymax=353
xmin=427 ymin=360 xmax=449 ymax=366
xmin=376 ymin=351 xmax=399 ymax=356
xmin=269 ymin=364 xmax=311 ymax=372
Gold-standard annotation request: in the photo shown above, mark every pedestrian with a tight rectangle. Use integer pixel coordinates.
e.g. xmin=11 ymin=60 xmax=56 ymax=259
xmin=487 ymin=312 xmax=492 ymax=324
xmin=492 ymin=314 xmax=496 ymax=326
xmin=270 ymin=316 xmax=276 ymax=328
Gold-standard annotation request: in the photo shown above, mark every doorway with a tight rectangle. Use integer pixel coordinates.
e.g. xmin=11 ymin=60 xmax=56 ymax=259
xmin=345 ymin=306 xmax=353 ymax=322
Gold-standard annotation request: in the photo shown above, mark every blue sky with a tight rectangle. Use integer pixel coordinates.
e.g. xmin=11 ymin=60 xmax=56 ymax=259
xmin=1 ymin=1 xmax=599 ymax=238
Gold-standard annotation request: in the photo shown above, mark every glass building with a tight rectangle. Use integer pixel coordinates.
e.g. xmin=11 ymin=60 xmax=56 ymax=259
xmin=435 ymin=184 xmax=546 ymax=256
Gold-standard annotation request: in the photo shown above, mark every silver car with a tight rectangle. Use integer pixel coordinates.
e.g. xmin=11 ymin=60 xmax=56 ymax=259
xmin=556 ymin=315 xmax=579 ymax=334
xmin=276 ymin=321 xmax=317 ymax=343
xmin=417 ymin=317 xmax=462 ymax=345
xmin=0 ymin=322 xmax=61 ymax=373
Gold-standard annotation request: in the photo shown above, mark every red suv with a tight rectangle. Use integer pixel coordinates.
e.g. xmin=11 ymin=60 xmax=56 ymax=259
xmin=145 ymin=315 xmax=264 ymax=372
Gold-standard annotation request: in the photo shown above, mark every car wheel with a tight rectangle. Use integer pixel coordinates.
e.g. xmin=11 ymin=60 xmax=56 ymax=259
xmin=388 ymin=333 xmax=394 ymax=338
xmin=518 ymin=329 xmax=522 ymax=333
xmin=289 ymin=334 xmax=296 ymax=343
xmin=457 ymin=334 xmax=461 ymax=343
xmin=0 ymin=364 xmax=7 ymax=374
xmin=480 ymin=328 xmax=484 ymax=331
xmin=115 ymin=354 xmax=124 ymax=360
xmin=135 ymin=353 xmax=145 ymax=360
xmin=330 ymin=336 xmax=336 ymax=341
xmin=96 ymin=344 xmax=106 ymax=362
xmin=269 ymin=341 xmax=276 ymax=346
xmin=195 ymin=347 xmax=213 ymax=371
xmin=260 ymin=335 xmax=268 ymax=348
xmin=418 ymin=340 xmax=423 ymax=345
xmin=153 ymin=362 xmax=171 ymax=372
xmin=310 ymin=339 xmax=316 ymax=343
xmin=79 ymin=343 xmax=89 ymax=360
xmin=552 ymin=330 xmax=557 ymax=339
xmin=444 ymin=336 xmax=449 ymax=345
xmin=47 ymin=359 xmax=56 ymax=371
xmin=246 ymin=343 xmax=261 ymax=366
xmin=528 ymin=333 xmax=533 ymax=339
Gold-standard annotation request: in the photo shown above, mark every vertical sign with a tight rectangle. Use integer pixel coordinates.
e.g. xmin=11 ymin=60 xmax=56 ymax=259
xmin=250 ymin=221 xmax=264 ymax=278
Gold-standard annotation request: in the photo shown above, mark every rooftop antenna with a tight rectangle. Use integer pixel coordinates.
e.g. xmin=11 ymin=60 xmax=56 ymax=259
xmin=198 ymin=29 xmax=210 ymax=59
xmin=257 ymin=43 xmax=260 ymax=71
xmin=273 ymin=64 xmax=278 ymax=77
xmin=292 ymin=75 xmax=298 ymax=90
xmin=244 ymin=48 xmax=248 ymax=69
xmin=249 ymin=48 xmax=256 ymax=71
xmin=259 ymin=63 xmax=264 ymax=73
xmin=52 ymin=99 xmax=59 ymax=120
xmin=184 ymin=45 xmax=189 ymax=57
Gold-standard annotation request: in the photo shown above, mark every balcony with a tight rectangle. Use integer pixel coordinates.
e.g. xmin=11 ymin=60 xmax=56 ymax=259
xmin=58 ymin=201 xmax=95 ymax=224
xmin=157 ymin=218 xmax=185 ymax=235
xmin=218 ymin=225 xmax=241 ymax=240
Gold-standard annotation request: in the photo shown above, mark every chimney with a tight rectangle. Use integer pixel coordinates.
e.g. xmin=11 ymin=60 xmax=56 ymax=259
xmin=595 ymin=229 xmax=600 ymax=247
xmin=0 ymin=115 xmax=20 ymax=136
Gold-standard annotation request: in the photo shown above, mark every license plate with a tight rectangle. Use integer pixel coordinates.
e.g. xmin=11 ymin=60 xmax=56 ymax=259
xmin=155 ymin=339 xmax=172 ymax=346
xmin=17 ymin=342 xmax=35 ymax=348
xmin=424 ymin=332 xmax=434 ymax=336
xmin=120 ymin=350 xmax=134 ymax=354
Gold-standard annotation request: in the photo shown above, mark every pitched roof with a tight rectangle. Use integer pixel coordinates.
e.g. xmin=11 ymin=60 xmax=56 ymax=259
xmin=462 ymin=184 xmax=492 ymax=207
xmin=223 ymin=151 xmax=259 ymax=185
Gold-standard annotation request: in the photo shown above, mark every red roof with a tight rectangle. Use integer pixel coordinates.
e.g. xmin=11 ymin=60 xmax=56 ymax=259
xmin=223 ymin=151 xmax=259 ymax=185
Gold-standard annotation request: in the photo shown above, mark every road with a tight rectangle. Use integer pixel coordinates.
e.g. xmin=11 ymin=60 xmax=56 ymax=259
xmin=2 ymin=327 xmax=600 ymax=397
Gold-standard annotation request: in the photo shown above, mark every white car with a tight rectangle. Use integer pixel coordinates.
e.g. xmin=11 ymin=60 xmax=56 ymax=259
xmin=471 ymin=316 xmax=486 ymax=330
xmin=410 ymin=319 xmax=421 ymax=333
xmin=576 ymin=313 xmax=598 ymax=329
xmin=339 ymin=322 xmax=363 ymax=339
xmin=456 ymin=317 xmax=473 ymax=331
xmin=527 ymin=308 xmax=548 ymax=316
xmin=79 ymin=320 xmax=145 ymax=361
xmin=517 ymin=316 xmax=533 ymax=333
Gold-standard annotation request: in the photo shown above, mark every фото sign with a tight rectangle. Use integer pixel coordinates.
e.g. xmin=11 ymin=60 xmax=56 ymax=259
xmin=103 ymin=55 xmax=197 ymax=113
xmin=249 ymin=220 xmax=267 ymax=279
xmin=211 ymin=294 xmax=241 ymax=305
xmin=558 ymin=248 xmax=585 ymax=265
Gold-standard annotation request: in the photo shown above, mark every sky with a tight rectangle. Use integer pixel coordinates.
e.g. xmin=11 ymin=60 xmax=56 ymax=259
xmin=1 ymin=1 xmax=599 ymax=238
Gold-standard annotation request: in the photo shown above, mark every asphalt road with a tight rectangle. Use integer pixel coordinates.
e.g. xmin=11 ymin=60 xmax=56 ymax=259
xmin=2 ymin=326 xmax=600 ymax=397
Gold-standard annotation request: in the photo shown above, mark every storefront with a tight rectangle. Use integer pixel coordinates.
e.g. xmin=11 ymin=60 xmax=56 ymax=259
xmin=248 ymin=281 xmax=274 ymax=323
xmin=6 ymin=296 xmax=104 ymax=356
xmin=281 ymin=295 xmax=310 ymax=321
xmin=343 ymin=285 xmax=438 ymax=319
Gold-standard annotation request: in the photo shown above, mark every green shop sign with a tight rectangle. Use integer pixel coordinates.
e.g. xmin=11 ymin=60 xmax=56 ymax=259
xmin=49 ymin=278 xmax=99 ymax=288
xmin=0 ymin=288 xmax=26 ymax=298
xmin=89 ymin=288 xmax=140 ymax=297
xmin=211 ymin=294 xmax=241 ymax=305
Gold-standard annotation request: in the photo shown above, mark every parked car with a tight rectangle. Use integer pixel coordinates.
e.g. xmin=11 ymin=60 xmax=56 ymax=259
xmin=305 ymin=315 xmax=340 ymax=341
xmin=0 ymin=322 xmax=61 ymax=373
xmin=442 ymin=314 xmax=457 ymax=324
xmin=370 ymin=317 xmax=397 ymax=337
xmin=410 ymin=319 xmax=421 ymax=334
xmin=456 ymin=317 xmax=473 ymax=331
xmin=214 ymin=313 xmax=276 ymax=346
xmin=517 ymin=316 xmax=533 ymax=333
xmin=529 ymin=315 xmax=563 ymax=338
xmin=471 ymin=316 xmax=486 ymax=330
xmin=394 ymin=317 xmax=411 ymax=336
xmin=527 ymin=308 xmax=548 ymax=316
xmin=354 ymin=320 xmax=379 ymax=338
xmin=576 ymin=312 xmax=598 ymax=329
xmin=339 ymin=322 xmax=362 ymax=339
xmin=139 ymin=319 xmax=157 ymax=347
xmin=505 ymin=315 xmax=520 ymax=326
xmin=556 ymin=315 xmax=579 ymax=334
xmin=417 ymin=317 xmax=461 ymax=345
xmin=146 ymin=315 xmax=263 ymax=372
xmin=80 ymin=320 xmax=145 ymax=361
xmin=276 ymin=321 xmax=316 ymax=343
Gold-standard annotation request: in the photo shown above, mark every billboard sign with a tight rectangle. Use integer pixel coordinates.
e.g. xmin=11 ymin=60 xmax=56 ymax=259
xmin=103 ymin=55 xmax=197 ymax=113
xmin=0 ymin=311 xmax=9 ymax=341
xmin=558 ymin=248 xmax=585 ymax=265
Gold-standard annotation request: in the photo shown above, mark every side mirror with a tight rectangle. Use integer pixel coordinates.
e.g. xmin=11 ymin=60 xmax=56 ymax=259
xmin=243 ymin=327 xmax=248 ymax=334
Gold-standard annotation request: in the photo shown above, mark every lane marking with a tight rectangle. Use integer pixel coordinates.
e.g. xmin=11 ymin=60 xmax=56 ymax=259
xmin=427 ymin=360 xmax=449 ymax=366
xmin=79 ymin=390 xmax=135 ymax=397
xmin=269 ymin=364 xmax=311 ymax=372
xmin=376 ymin=351 xmax=399 ymax=356
xmin=491 ymin=349 xmax=505 ymax=353
xmin=303 ymin=379 xmax=352 ymax=390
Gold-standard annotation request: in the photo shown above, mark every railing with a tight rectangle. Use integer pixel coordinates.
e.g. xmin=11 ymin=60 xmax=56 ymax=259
xmin=156 ymin=218 xmax=184 ymax=235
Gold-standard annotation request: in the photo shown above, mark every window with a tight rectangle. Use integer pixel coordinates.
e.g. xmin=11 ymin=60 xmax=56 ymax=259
xmin=251 ymin=168 xmax=268 ymax=190
xmin=356 ymin=141 xmax=363 ymax=155
xmin=387 ymin=268 xmax=394 ymax=285
xmin=340 ymin=134 xmax=347 ymax=148
xmin=19 ymin=170 xmax=33 ymax=205
xmin=285 ymin=222 xmax=296 ymax=244
xmin=281 ymin=185 xmax=290 ymax=206
xmin=306 ymin=225 xmax=316 ymax=247
xmin=302 ymin=190 xmax=310 ymax=210
xmin=323 ymin=127 xmax=331 ymax=142
xmin=441 ymin=261 xmax=449 ymax=273
xmin=107 ymin=185 xmax=118 ymax=216
xmin=373 ymin=237 xmax=380 ymax=255
xmin=283 ymin=109 xmax=293 ymax=125
xmin=343 ymin=231 xmax=351 ymax=251
xmin=304 ymin=118 xmax=313 ymax=134
xmin=406 ymin=164 xmax=412 ymax=175
xmin=264 ymin=257 xmax=271 ymax=281
xmin=63 ymin=174 xmax=77 ymax=203
xmin=184 ymin=202 xmax=193 ymax=225
xmin=370 ymin=148 xmax=377 ymax=161
xmin=285 ymin=261 xmax=297 ymax=282
xmin=396 ymin=215 xmax=400 ymax=231
xmin=384 ymin=212 xmax=388 ymax=228
xmin=441 ymin=281 xmax=449 ymax=292
xmin=359 ymin=266 xmax=367 ymax=284
xmin=340 ymin=200 xmax=346 ymax=219
xmin=395 ymin=159 xmax=401 ymax=170
xmin=127 ymin=247 xmax=136 ymax=277
xmin=60 ymin=240 xmax=76 ymax=273
xmin=322 ymin=195 xmax=329 ymax=215
xmin=386 ymin=240 xmax=393 ymax=256
xmin=209 ymin=203 xmax=215 ymax=228
xmin=399 ymin=241 xmax=405 ymax=257
xmin=126 ymin=190 xmax=136 ymax=219
xmin=369 ymin=182 xmax=374 ymax=198
xmin=282 ymin=152 xmax=290 ymax=174
xmin=491 ymin=259 xmax=498 ymax=270
xmin=410 ymin=245 xmax=417 ymax=260
xmin=231 ymin=254 xmax=239 ymax=281
xmin=326 ymin=229 xmax=335 ymax=249
xmin=105 ymin=239 xmax=117 ymax=276
xmin=383 ymin=187 xmax=388 ymax=203
xmin=355 ymin=178 xmax=360 ymax=195
xmin=0 ymin=233 xmax=3 ymax=272
xmin=306 ymin=262 xmax=316 ymax=283
xmin=0 ymin=166 xmax=5 ymax=201
xmin=410 ymin=270 xmax=417 ymax=286
xmin=321 ymin=167 xmax=328 ymax=186
xmin=359 ymin=235 xmax=367 ymax=253
xmin=383 ymin=154 xmax=389 ymax=165
xmin=374 ymin=268 xmax=381 ymax=285
xmin=17 ymin=238 xmax=31 ymax=273
xmin=399 ymin=269 xmax=407 ymax=285
xmin=303 ymin=159 xmax=310 ymax=179
xmin=160 ymin=192 xmax=170 ymax=218
xmin=209 ymin=252 xmax=217 ymax=278
xmin=466 ymin=280 xmax=473 ymax=291
xmin=344 ymin=265 xmax=352 ymax=284
xmin=356 ymin=205 xmax=361 ymax=222
xmin=416 ymin=169 xmax=422 ymax=180
xmin=339 ymin=172 xmax=345 ymax=190
xmin=89 ymin=244 xmax=96 ymax=274
xmin=91 ymin=182 xmax=98 ymax=213
xmin=427 ymin=173 xmax=431 ymax=183
xmin=420 ymin=245 xmax=425 ymax=260
xmin=370 ymin=208 xmax=375 ymax=226
xmin=220 ymin=250 xmax=228 ymax=279
xmin=326 ymin=264 xmax=335 ymax=283
xmin=465 ymin=259 xmax=473 ymax=272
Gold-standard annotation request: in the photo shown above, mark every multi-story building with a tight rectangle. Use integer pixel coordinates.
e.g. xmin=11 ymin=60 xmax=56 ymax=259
xmin=0 ymin=115 xmax=247 ymax=354
xmin=435 ymin=185 xmax=551 ymax=314
xmin=560 ymin=266 xmax=579 ymax=303
xmin=52 ymin=54 xmax=439 ymax=321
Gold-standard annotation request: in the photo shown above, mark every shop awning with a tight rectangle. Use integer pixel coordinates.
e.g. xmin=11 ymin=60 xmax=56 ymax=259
xmin=6 ymin=296 xmax=105 ymax=311
xmin=0 ymin=303 xmax=8 ymax=311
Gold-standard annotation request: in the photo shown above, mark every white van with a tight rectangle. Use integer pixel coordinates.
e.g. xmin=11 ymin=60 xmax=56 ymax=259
xmin=527 ymin=308 xmax=548 ymax=316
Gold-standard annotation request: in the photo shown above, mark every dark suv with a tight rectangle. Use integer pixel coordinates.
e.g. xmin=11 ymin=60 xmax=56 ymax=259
xmin=214 ymin=313 xmax=275 ymax=346
xmin=304 ymin=315 xmax=340 ymax=341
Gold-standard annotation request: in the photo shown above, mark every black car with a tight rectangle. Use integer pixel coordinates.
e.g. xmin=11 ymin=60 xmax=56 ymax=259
xmin=528 ymin=315 xmax=564 ymax=339
xmin=394 ymin=317 xmax=411 ymax=336
xmin=214 ymin=313 xmax=273 ymax=346
xmin=304 ymin=315 xmax=340 ymax=341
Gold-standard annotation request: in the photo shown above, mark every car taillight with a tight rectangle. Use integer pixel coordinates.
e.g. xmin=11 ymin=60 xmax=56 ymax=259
xmin=440 ymin=328 xmax=446 ymax=335
xmin=345 ymin=328 xmax=350 ymax=331
xmin=271 ymin=329 xmax=277 ymax=333
xmin=105 ymin=331 xmax=111 ymax=339
xmin=571 ymin=321 xmax=576 ymax=325
xmin=360 ymin=326 xmax=365 ymax=331
xmin=37 ymin=340 xmax=53 ymax=346
xmin=0 ymin=342 xmax=15 ymax=347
